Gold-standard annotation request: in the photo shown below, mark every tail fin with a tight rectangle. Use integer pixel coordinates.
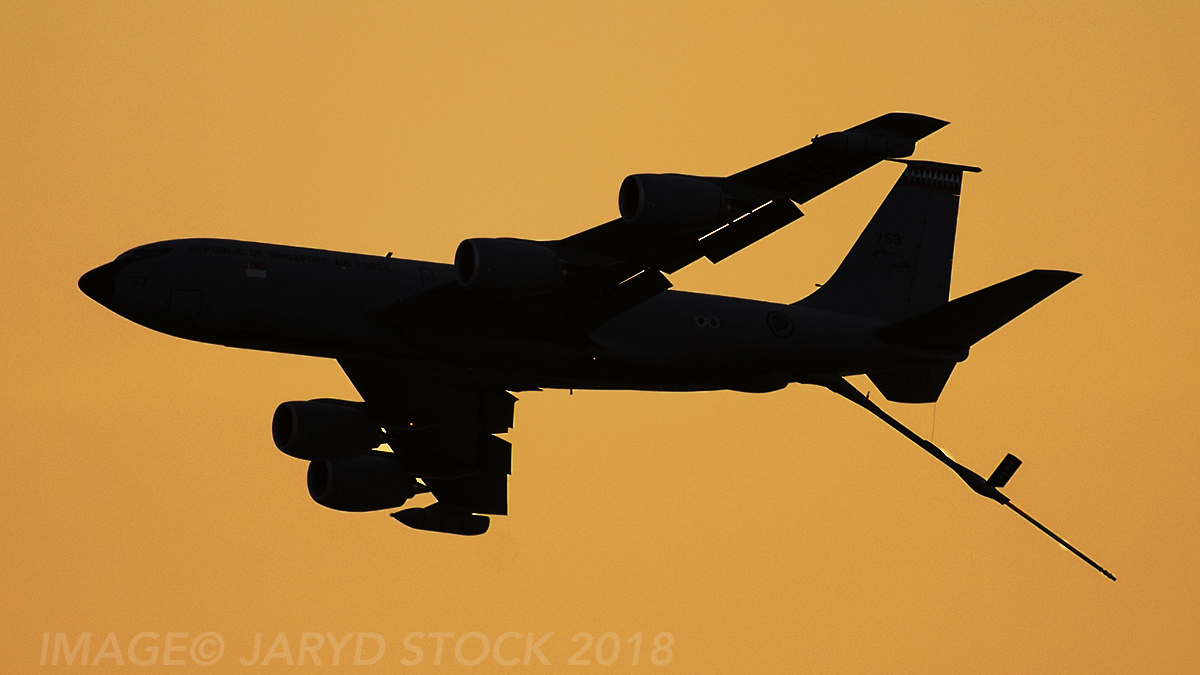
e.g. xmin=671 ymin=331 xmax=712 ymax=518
xmin=796 ymin=160 xmax=981 ymax=322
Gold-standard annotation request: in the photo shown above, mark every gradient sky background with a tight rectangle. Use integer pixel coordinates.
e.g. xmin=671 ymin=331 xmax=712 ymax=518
xmin=4 ymin=1 xmax=1199 ymax=672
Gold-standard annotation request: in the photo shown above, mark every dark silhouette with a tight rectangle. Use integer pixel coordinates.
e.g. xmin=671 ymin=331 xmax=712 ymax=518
xmin=79 ymin=112 xmax=1111 ymax=577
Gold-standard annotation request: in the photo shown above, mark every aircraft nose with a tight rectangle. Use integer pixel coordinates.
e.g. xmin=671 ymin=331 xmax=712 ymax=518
xmin=78 ymin=260 xmax=122 ymax=308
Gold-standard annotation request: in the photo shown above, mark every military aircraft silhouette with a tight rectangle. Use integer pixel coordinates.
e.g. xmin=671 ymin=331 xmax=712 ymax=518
xmin=79 ymin=112 xmax=1113 ymax=579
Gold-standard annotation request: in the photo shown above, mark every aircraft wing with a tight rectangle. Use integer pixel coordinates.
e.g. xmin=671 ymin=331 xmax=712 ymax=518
xmin=559 ymin=112 xmax=948 ymax=272
xmin=369 ymin=113 xmax=947 ymax=336
xmin=342 ymin=114 xmax=948 ymax=519
xmin=338 ymin=357 xmax=515 ymax=516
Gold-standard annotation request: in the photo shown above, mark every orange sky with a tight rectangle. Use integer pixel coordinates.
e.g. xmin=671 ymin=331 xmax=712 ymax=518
xmin=3 ymin=1 xmax=1199 ymax=672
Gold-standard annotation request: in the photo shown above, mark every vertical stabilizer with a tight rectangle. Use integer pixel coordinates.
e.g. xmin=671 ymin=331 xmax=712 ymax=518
xmin=797 ymin=161 xmax=981 ymax=322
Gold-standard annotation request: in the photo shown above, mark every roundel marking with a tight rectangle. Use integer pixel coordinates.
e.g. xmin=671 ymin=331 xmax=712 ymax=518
xmin=767 ymin=311 xmax=794 ymax=338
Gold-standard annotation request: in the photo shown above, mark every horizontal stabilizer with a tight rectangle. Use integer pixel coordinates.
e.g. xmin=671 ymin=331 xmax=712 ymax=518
xmin=874 ymin=270 xmax=1080 ymax=350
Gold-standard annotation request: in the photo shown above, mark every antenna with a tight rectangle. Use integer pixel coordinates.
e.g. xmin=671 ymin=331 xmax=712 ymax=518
xmin=806 ymin=375 xmax=1115 ymax=581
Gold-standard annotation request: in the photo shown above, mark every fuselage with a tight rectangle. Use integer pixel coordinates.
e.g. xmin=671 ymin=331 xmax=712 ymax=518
xmin=79 ymin=238 xmax=959 ymax=392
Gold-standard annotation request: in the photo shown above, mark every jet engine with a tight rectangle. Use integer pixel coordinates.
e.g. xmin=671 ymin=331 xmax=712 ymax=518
xmin=618 ymin=173 xmax=729 ymax=231
xmin=455 ymin=238 xmax=561 ymax=297
xmin=272 ymin=399 xmax=383 ymax=461
xmin=307 ymin=455 xmax=418 ymax=512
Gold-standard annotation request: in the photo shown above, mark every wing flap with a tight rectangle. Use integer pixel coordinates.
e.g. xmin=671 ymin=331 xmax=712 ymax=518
xmin=700 ymin=199 xmax=803 ymax=264
xmin=338 ymin=357 xmax=517 ymax=514
xmin=569 ymin=269 xmax=673 ymax=330
xmin=427 ymin=471 xmax=509 ymax=515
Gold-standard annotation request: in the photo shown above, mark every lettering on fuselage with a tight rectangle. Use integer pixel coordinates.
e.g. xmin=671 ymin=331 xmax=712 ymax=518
xmin=185 ymin=244 xmax=393 ymax=272
xmin=342 ymin=259 xmax=392 ymax=272
xmin=266 ymin=250 xmax=334 ymax=265
xmin=187 ymin=244 xmax=247 ymax=256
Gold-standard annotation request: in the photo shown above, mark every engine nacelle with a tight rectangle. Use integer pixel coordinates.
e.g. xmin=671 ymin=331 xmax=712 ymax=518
xmin=272 ymin=399 xmax=382 ymax=461
xmin=455 ymin=238 xmax=561 ymax=297
xmin=618 ymin=173 xmax=728 ymax=231
xmin=308 ymin=455 xmax=417 ymax=512
xmin=812 ymin=131 xmax=915 ymax=158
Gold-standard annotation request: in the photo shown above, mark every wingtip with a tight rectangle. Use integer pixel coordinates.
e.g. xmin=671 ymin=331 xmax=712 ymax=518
xmin=870 ymin=112 xmax=951 ymax=138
